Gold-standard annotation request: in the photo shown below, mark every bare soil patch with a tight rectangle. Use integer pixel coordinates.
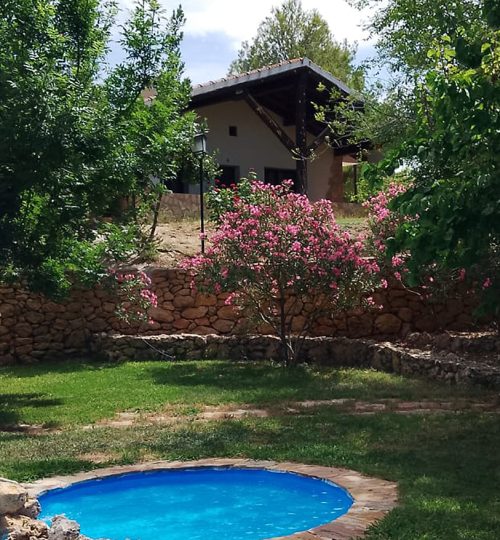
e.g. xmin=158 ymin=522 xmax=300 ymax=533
xmin=151 ymin=217 xmax=367 ymax=266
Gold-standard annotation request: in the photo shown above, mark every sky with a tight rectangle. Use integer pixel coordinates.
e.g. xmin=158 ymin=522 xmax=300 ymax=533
xmin=112 ymin=0 xmax=378 ymax=85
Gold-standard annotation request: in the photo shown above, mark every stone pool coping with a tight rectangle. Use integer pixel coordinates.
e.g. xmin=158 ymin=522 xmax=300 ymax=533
xmin=24 ymin=458 xmax=399 ymax=540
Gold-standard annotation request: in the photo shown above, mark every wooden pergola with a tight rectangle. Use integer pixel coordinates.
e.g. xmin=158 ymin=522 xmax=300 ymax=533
xmin=190 ymin=58 xmax=365 ymax=194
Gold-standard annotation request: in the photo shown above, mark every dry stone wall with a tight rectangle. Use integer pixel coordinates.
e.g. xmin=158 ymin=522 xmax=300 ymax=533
xmin=0 ymin=268 xmax=480 ymax=364
xmin=93 ymin=334 xmax=500 ymax=389
xmin=158 ymin=194 xmax=367 ymax=221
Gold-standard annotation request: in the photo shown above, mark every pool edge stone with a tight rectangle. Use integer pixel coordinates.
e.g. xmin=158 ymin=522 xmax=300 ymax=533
xmin=24 ymin=459 xmax=399 ymax=540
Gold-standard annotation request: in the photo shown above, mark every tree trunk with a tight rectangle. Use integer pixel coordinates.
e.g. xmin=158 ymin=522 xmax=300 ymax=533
xmin=148 ymin=191 xmax=163 ymax=243
xmin=278 ymin=294 xmax=295 ymax=366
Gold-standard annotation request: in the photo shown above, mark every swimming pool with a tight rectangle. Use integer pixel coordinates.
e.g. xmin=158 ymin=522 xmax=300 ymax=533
xmin=39 ymin=467 xmax=353 ymax=540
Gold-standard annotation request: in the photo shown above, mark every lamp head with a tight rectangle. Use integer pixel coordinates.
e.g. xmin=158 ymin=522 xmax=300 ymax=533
xmin=192 ymin=132 xmax=207 ymax=155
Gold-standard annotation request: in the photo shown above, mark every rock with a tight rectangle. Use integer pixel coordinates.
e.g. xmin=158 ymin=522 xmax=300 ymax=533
xmin=64 ymin=331 xmax=86 ymax=349
xmin=102 ymin=302 xmax=115 ymax=313
xmin=347 ymin=316 xmax=373 ymax=338
xmin=195 ymin=294 xmax=217 ymax=307
xmin=172 ymin=295 xmax=195 ymax=309
xmin=192 ymin=326 xmax=214 ymax=335
xmin=216 ymin=306 xmax=239 ymax=321
xmin=14 ymin=324 xmax=32 ymax=338
xmin=397 ymin=307 xmax=413 ymax=323
xmin=291 ymin=316 xmax=307 ymax=333
xmin=173 ymin=318 xmax=190 ymax=330
xmin=0 ymin=304 xmax=17 ymax=317
xmin=149 ymin=307 xmax=174 ymax=323
xmin=212 ymin=319 xmax=235 ymax=333
xmin=18 ymin=498 xmax=41 ymax=519
xmin=0 ymin=479 xmax=28 ymax=515
xmin=0 ymin=514 xmax=48 ymax=540
xmin=181 ymin=307 xmax=208 ymax=320
xmin=414 ymin=315 xmax=438 ymax=332
xmin=48 ymin=516 xmax=80 ymax=540
xmin=24 ymin=312 xmax=45 ymax=325
xmin=88 ymin=318 xmax=107 ymax=332
xmin=374 ymin=313 xmax=402 ymax=335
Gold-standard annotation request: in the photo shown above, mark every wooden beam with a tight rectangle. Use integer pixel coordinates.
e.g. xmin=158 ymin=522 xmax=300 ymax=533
xmin=306 ymin=126 xmax=331 ymax=154
xmin=295 ymin=71 xmax=308 ymax=194
xmin=244 ymin=92 xmax=295 ymax=153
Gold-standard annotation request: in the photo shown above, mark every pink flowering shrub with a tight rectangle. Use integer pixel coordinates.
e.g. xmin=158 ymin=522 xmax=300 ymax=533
xmin=110 ymin=270 xmax=158 ymax=325
xmin=206 ymin=173 xmax=264 ymax=224
xmin=364 ymin=182 xmax=410 ymax=284
xmin=185 ymin=179 xmax=380 ymax=365
xmin=364 ymin=183 xmax=495 ymax=306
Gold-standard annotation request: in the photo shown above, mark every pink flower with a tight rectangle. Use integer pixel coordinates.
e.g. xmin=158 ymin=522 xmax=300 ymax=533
xmin=391 ymin=255 xmax=404 ymax=267
xmin=483 ymin=277 xmax=492 ymax=289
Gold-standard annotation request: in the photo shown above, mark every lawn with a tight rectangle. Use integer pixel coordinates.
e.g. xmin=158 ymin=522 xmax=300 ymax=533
xmin=1 ymin=361 xmax=499 ymax=539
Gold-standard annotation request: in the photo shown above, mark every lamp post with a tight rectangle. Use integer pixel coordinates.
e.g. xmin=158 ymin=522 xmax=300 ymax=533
xmin=192 ymin=132 xmax=207 ymax=253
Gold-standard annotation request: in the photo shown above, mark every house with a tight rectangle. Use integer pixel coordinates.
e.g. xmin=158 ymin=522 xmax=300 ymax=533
xmin=182 ymin=58 xmax=367 ymax=202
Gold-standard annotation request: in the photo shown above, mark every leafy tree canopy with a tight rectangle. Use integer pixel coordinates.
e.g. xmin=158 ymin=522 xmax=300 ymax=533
xmin=348 ymin=0 xmax=500 ymax=314
xmin=342 ymin=0 xmax=490 ymax=155
xmin=0 ymin=0 xmax=197 ymax=296
xmin=229 ymin=0 xmax=364 ymax=90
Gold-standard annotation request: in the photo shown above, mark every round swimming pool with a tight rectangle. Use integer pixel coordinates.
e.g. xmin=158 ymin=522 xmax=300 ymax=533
xmin=39 ymin=467 xmax=353 ymax=540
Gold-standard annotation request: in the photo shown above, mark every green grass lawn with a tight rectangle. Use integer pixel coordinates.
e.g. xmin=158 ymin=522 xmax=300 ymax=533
xmin=0 ymin=360 xmax=492 ymax=427
xmin=1 ymin=360 xmax=499 ymax=539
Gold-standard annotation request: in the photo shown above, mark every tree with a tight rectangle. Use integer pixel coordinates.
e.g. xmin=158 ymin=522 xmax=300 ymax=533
xmin=335 ymin=0 xmax=488 ymax=161
xmin=0 ymin=0 xmax=196 ymax=296
xmin=351 ymin=0 xmax=500 ymax=314
xmin=186 ymin=179 xmax=380 ymax=365
xmin=229 ymin=0 xmax=364 ymax=90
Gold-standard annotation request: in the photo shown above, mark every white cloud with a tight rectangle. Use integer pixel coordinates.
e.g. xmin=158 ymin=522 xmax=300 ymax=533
xmin=183 ymin=0 xmax=370 ymax=48
xmin=118 ymin=0 xmax=372 ymax=48
xmin=114 ymin=0 xmax=377 ymax=83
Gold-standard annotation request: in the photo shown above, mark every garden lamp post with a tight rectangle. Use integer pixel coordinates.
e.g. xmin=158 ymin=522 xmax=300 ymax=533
xmin=192 ymin=132 xmax=207 ymax=253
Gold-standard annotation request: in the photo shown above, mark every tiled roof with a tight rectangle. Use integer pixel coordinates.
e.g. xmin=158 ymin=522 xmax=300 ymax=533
xmin=191 ymin=57 xmax=352 ymax=97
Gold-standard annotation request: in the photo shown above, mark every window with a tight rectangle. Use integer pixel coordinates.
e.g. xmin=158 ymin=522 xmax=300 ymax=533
xmin=218 ymin=165 xmax=240 ymax=186
xmin=229 ymin=125 xmax=238 ymax=137
xmin=264 ymin=167 xmax=297 ymax=191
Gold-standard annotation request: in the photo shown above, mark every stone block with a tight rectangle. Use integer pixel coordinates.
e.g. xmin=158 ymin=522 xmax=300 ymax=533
xmin=212 ymin=319 xmax=235 ymax=333
xmin=14 ymin=324 xmax=32 ymax=338
xmin=195 ymin=294 xmax=217 ymax=307
xmin=0 ymin=514 xmax=48 ymax=540
xmin=149 ymin=308 xmax=174 ymax=323
xmin=172 ymin=295 xmax=195 ymax=309
xmin=398 ymin=308 xmax=413 ymax=322
xmin=0 ymin=479 xmax=28 ymax=515
xmin=374 ymin=313 xmax=402 ymax=334
xmin=64 ymin=331 xmax=87 ymax=349
xmin=181 ymin=307 xmax=208 ymax=320
xmin=217 ymin=305 xmax=239 ymax=321
xmin=18 ymin=498 xmax=41 ymax=520
xmin=48 ymin=515 xmax=80 ymax=540
xmin=173 ymin=318 xmax=190 ymax=330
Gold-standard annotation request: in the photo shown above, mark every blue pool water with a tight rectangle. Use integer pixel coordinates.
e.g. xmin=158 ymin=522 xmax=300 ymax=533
xmin=39 ymin=467 xmax=353 ymax=540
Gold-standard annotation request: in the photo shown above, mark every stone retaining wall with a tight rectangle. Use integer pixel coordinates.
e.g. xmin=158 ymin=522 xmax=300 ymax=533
xmin=0 ymin=268 xmax=480 ymax=364
xmin=158 ymin=194 xmax=367 ymax=221
xmin=159 ymin=193 xmax=200 ymax=220
xmin=93 ymin=334 xmax=500 ymax=389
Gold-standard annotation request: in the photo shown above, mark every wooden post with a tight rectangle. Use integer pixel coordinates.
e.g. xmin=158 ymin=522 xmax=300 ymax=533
xmin=295 ymin=71 xmax=308 ymax=194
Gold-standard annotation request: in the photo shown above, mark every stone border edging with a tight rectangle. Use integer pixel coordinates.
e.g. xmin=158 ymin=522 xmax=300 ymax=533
xmin=24 ymin=459 xmax=398 ymax=540
xmin=93 ymin=333 xmax=500 ymax=389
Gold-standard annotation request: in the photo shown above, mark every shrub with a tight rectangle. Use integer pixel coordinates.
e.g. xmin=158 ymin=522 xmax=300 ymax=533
xmin=186 ymin=179 xmax=381 ymax=365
